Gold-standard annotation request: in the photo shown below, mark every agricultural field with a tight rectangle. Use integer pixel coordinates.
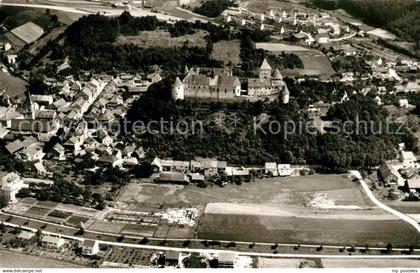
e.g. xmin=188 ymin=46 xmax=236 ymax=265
xmin=0 ymin=6 xmax=56 ymax=30
xmin=117 ymin=174 xmax=373 ymax=211
xmin=321 ymin=258 xmax=420 ymax=268
xmin=210 ymin=40 xmax=241 ymax=66
xmin=256 ymin=43 xmax=335 ymax=77
xmin=115 ymin=29 xmax=208 ymax=48
xmin=0 ymin=70 xmax=26 ymax=99
xmin=0 ymin=249 xmax=83 ymax=268
xmin=198 ymin=204 xmax=419 ymax=247
xmin=117 ymin=174 xmax=420 ymax=246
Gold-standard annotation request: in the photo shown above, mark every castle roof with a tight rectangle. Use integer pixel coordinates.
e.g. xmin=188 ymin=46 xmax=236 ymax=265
xmin=174 ymin=77 xmax=183 ymax=86
xmin=216 ymin=75 xmax=240 ymax=87
xmin=183 ymin=74 xmax=209 ymax=86
xmin=260 ymin=58 xmax=272 ymax=70
xmin=272 ymin=68 xmax=283 ymax=79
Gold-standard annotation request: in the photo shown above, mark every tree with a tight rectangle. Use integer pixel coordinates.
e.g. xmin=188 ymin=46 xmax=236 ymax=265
xmin=75 ymin=227 xmax=85 ymax=236
xmin=386 ymin=243 xmax=393 ymax=253
xmin=0 ymin=193 xmax=8 ymax=209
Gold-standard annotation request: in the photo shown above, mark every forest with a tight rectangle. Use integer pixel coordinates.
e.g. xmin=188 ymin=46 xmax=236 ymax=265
xmin=124 ymin=78 xmax=417 ymax=173
xmin=193 ymin=0 xmax=234 ymax=18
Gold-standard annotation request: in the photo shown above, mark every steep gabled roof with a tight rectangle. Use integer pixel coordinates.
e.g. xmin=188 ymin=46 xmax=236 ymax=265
xmin=260 ymin=58 xmax=272 ymax=70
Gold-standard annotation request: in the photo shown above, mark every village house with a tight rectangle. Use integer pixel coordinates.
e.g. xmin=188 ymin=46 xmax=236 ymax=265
xmin=82 ymin=239 xmax=100 ymax=256
xmin=400 ymin=151 xmax=417 ymax=167
xmin=155 ymin=172 xmax=190 ymax=184
xmin=378 ymin=162 xmax=404 ymax=187
xmin=41 ymin=235 xmax=67 ymax=251
xmin=217 ymin=252 xmax=235 ymax=268
xmin=0 ymin=108 xmax=24 ymax=128
xmin=1 ymin=172 xmax=26 ymax=203
xmin=163 ymin=251 xmax=180 ymax=267
xmin=17 ymin=230 xmax=35 ymax=241
xmin=265 ymin=162 xmax=279 ymax=176
xmin=404 ymin=176 xmax=420 ymax=193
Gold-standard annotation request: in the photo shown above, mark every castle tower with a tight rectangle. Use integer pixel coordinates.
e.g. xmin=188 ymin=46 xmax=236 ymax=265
xmin=171 ymin=77 xmax=184 ymax=100
xmin=259 ymin=58 xmax=272 ymax=82
xmin=184 ymin=65 xmax=189 ymax=75
xmin=271 ymin=68 xmax=283 ymax=86
xmin=281 ymin=84 xmax=290 ymax=104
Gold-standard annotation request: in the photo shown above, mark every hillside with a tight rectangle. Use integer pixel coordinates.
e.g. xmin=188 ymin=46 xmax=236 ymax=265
xmin=311 ymin=0 xmax=420 ymax=46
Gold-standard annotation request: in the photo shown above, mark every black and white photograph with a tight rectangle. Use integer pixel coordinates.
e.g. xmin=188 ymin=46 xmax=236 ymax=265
xmin=0 ymin=0 xmax=419 ymax=271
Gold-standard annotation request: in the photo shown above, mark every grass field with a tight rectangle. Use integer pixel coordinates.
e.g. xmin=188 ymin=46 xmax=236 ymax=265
xmin=255 ymin=43 xmax=335 ymax=77
xmin=115 ymin=29 xmax=208 ymax=48
xmin=0 ymin=70 xmax=26 ymax=99
xmin=198 ymin=212 xmax=420 ymax=247
xmin=118 ymin=174 xmax=373 ymax=211
xmin=210 ymin=40 xmax=241 ymax=66
xmin=0 ymin=249 xmax=82 ymax=268
xmin=0 ymin=6 xmax=54 ymax=30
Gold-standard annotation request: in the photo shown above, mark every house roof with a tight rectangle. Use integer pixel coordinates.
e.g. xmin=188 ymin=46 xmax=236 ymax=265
xmin=42 ymin=235 xmax=63 ymax=244
xmin=183 ymin=74 xmax=209 ymax=86
xmin=159 ymin=172 xmax=188 ymax=182
xmin=82 ymin=239 xmax=97 ymax=248
xmin=17 ymin=231 xmax=35 ymax=240
xmin=5 ymin=139 xmax=24 ymax=154
xmin=272 ymin=68 xmax=283 ymax=79
xmin=407 ymin=177 xmax=420 ymax=189
xmin=165 ymin=251 xmax=179 ymax=261
xmin=218 ymin=252 xmax=235 ymax=263
xmin=10 ymin=22 xmax=44 ymax=44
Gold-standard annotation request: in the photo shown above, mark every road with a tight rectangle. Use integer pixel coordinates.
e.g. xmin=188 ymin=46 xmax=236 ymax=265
xmin=2 ymin=216 xmax=420 ymax=260
xmin=1 ymin=210 xmax=420 ymax=257
xmin=350 ymin=170 xmax=420 ymax=233
xmin=0 ymin=2 xmax=191 ymax=22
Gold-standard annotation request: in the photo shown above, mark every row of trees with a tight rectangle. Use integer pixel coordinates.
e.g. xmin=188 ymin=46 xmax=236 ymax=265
xmin=193 ymin=0 xmax=234 ymax=18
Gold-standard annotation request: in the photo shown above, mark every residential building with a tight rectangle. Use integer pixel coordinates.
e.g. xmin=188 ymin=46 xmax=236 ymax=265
xmin=155 ymin=172 xmax=190 ymax=184
xmin=164 ymin=251 xmax=180 ymax=267
xmin=82 ymin=240 xmax=99 ymax=256
xmin=378 ymin=162 xmax=404 ymax=187
xmin=17 ymin=230 xmax=35 ymax=241
xmin=41 ymin=235 xmax=67 ymax=251
xmin=217 ymin=252 xmax=235 ymax=268
xmin=1 ymin=172 xmax=25 ymax=203
xmin=404 ymin=177 xmax=420 ymax=193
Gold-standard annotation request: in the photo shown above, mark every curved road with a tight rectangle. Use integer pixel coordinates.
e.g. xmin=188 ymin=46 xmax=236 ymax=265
xmin=350 ymin=170 xmax=420 ymax=233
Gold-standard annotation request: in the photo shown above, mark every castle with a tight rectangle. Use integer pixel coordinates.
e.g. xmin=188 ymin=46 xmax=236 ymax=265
xmin=171 ymin=59 xmax=289 ymax=103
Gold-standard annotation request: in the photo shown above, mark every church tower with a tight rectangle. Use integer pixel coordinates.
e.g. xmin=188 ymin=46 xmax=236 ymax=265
xmin=171 ymin=77 xmax=185 ymax=100
xmin=259 ymin=58 xmax=272 ymax=82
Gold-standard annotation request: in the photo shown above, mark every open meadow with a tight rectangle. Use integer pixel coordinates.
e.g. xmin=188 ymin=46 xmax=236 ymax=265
xmin=117 ymin=174 xmax=420 ymax=246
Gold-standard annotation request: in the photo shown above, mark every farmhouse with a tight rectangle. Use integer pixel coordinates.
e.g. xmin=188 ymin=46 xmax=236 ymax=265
xmin=5 ymin=22 xmax=44 ymax=48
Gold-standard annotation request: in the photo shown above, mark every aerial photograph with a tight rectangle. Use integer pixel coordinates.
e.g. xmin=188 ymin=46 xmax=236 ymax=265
xmin=0 ymin=0 xmax=419 ymax=271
